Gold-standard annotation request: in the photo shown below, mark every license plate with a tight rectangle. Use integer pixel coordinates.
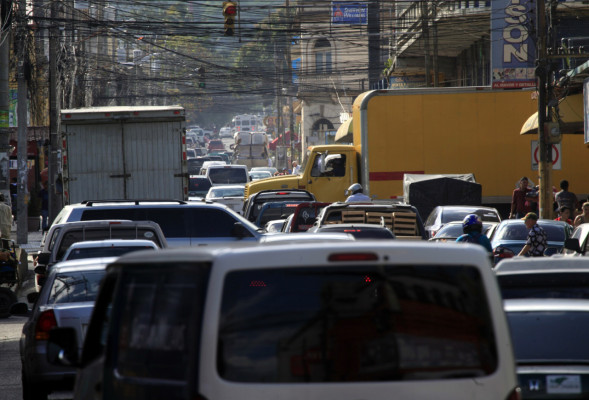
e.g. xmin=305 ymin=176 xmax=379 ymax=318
xmin=546 ymin=375 xmax=581 ymax=394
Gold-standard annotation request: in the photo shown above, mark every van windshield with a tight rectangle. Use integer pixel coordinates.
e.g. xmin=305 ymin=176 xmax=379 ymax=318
xmin=209 ymin=168 xmax=247 ymax=185
xmin=218 ymin=265 xmax=497 ymax=382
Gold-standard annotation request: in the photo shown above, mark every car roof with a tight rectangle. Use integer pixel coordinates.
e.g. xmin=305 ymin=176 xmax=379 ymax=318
xmin=50 ymin=256 xmax=118 ymax=273
xmin=259 ymin=232 xmax=355 ymax=243
xmin=498 ymin=218 xmax=569 ymax=227
xmin=494 ymin=255 xmax=589 ymax=274
xmin=434 ymin=205 xmax=499 ymax=212
xmin=317 ymin=223 xmax=393 ymax=231
xmin=504 ymin=298 xmax=589 ymax=312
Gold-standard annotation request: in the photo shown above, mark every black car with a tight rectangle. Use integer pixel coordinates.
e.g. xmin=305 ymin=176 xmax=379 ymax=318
xmin=188 ymin=176 xmax=212 ymax=198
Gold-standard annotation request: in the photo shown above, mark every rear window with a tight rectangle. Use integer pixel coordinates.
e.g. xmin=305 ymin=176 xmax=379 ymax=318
xmin=257 ymin=204 xmax=298 ymax=227
xmin=218 ymin=265 xmax=498 ymax=382
xmin=441 ymin=210 xmax=500 ymax=224
xmin=189 ymin=177 xmax=212 ymax=193
xmin=49 ymin=270 xmax=105 ymax=304
xmin=65 ymin=245 xmax=156 ymax=261
xmin=208 ymin=168 xmax=247 ymax=185
xmin=494 ymin=223 xmax=566 ymax=242
xmin=57 ymin=228 xmax=162 ymax=261
xmin=498 ymin=273 xmax=589 ymax=299
xmin=114 ymin=264 xmax=210 ymax=381
xmin=508 ymin=310 xmax=589 ymax=362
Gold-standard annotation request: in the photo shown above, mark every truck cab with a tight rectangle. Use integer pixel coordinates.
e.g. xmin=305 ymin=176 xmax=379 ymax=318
xmin=245 ymin=145 xmax=358 ymax=202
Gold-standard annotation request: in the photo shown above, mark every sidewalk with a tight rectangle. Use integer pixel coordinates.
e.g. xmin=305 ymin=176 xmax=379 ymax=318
xmin=9 ymin=221 xmax=44 ymax=303
xmin=10 ymin=221 xmax=44 ymax=254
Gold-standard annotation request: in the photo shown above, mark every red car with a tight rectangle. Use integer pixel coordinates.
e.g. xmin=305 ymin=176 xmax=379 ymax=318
xmin=207 ymin=139 xmax=225 ymax=153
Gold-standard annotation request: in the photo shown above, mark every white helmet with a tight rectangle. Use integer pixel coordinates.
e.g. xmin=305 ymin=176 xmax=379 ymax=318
xmin=347 ymin=183 xmax=363 ymax=194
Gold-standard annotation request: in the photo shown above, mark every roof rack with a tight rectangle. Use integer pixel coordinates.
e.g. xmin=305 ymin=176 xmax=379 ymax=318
xmin=81 ymin=200 xmax=187 ymax=207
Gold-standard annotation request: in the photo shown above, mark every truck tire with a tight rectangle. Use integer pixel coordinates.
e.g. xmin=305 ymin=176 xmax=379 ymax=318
xmin=0 ymin=287 xmax=18 ymax=318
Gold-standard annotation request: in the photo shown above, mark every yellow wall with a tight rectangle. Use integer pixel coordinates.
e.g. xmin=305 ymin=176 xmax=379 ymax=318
xmin=353 ymin=89 xmax=589 ymax=201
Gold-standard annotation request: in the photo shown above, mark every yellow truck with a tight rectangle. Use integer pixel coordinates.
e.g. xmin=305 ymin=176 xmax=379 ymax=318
xmin=245 ymin=87 xmax=589 ymax=215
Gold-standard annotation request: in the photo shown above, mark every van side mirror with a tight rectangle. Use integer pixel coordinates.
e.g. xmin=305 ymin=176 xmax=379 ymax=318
xmin=47 ymin=328 xmax=79 ymax=367
xmin=564 ymin=238 xmax=583 ymax=254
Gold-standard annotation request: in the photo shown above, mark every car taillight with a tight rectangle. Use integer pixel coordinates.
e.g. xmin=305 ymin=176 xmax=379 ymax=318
xmin=493 ymin=246 xmax=515 ymax=259
xmin=35 ymin=309 xmax=57 ymax=340
xmin=505 ymin=387 xmax=522 ymax=400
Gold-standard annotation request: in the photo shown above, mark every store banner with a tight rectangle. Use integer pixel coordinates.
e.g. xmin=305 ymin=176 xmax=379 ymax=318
xmin=491 ymin=0 xmax=536 ymax=89
xmin=332 ymin=2 xmax=367 ymax=25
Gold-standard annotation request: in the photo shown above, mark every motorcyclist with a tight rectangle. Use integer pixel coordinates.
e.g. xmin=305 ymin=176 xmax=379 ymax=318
xmin=345 ymin=183 xmax=371 ymax=203
xmin=456 ymin=214 xmax=492 ymax=253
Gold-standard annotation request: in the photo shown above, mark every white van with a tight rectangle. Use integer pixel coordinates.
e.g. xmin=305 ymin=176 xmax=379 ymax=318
xmin=206 ymin=164 xmax=249 ymax=186
xmin=47 ymin=241 xmax=519 ymax=400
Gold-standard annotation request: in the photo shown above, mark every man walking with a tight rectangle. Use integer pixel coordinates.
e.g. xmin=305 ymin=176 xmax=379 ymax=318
xmin=517 ymin=212 xmax=547 ymax=257
xmin=0 ymin=193 xmax=12 ymax=239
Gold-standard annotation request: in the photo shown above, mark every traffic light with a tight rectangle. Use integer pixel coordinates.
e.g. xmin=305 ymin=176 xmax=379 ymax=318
xmin=197 ymin=67 xmax=205 ymax=88
xmin=223 ymin=1 xmax=237 ymax=36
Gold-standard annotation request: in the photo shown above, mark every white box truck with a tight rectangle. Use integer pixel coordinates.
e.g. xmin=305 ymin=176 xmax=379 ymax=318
xmin=231 ymin=131 xmax=269 ymax=169
xmin=60 ymin=105 xmax=187 ymax=204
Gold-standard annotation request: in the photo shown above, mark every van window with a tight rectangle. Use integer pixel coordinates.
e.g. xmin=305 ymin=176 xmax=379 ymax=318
xmin=208 ymin=168 xmax=247 ymax=185
xmin=218 ymin=265 xmax=497 ymax=382
xmin=56 ymin=228 xmax=163 ymax=261
xmin=114 ymin=265 xmax=210 ymax=380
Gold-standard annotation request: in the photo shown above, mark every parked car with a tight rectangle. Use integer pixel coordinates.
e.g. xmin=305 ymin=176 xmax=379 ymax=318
xmin=249 ymin=170 xmax=273 ymax=181
xmin=563 ymin=223 xmax=589 ymax=256
xmin=424 ymin=206 xmax=502 ymax=238
xmin=63 ymin=239 xmax=159 ymax=261
xmin=11 ymin=258 xmax=114 ymax=399
xmin=243 ymin=189 xmax=316 ymax=223
xmin=314 ymin=223 xmax=396 ymax=239
xmin=490 ymin=219 xmax=573 ymax=264
xmin=429 ymin=221 xmax=499 ymax=243
xmin=50 ymin=200 xmax=261 ymax=248
xmin=205 ymin=185 xmax=245 ymax=214
xmin=207 ymin=139 xmax=225 ymax=153
xmin=46 ymin=241 xmax=518 ymax=400
xmin=505 ymin=298 xmax=589 ymax=399
xmin=495 ymin=255 xmax=589 ymax=300
xmin=188 ymin=176 xmax=213 ymax=199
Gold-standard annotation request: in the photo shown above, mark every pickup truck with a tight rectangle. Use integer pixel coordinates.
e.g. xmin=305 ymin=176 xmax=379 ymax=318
xmin=308 ymin=202 xmax=427 ymax=240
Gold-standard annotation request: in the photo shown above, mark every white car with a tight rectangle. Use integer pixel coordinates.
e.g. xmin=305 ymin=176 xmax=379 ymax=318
xmin=219 ymin=127 xmax=233 ymax=138
xmin=63 ymin=239 xmax=160 ymax=261
xmin=205 ymin=185 xmax=245 ymax=214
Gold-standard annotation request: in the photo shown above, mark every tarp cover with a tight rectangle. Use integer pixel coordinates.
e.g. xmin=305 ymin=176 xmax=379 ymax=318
xmin=403 ymin=174 xmax=481 ymax=221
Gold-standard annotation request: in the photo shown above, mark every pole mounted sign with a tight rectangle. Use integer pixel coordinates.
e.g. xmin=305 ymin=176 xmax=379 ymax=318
xmin=531 ymin=140 xmax=561 ymax=170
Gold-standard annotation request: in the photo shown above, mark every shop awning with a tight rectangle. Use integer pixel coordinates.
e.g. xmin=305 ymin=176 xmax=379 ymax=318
xmin=335 ymin=118 xmax=353 ymax=143
xmin=520 ymin=93 xmax=584 ymax=135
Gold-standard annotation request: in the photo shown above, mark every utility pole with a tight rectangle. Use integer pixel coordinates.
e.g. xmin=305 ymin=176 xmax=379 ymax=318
xmin=367 ymin=0 xmax=379 ymax=87
xmin=48 ymin=0 xmax=61 ymax=225
xmin=0 ymin=0 xmax=11 ymax=201
xmin=285 ymin=0 xmax=295 ymax=161
xmin=421 ymin=1 xmax=431 ymax=87
xmin=16 ymin=0 xmax=27 ymax=244
xmin=536 ymin=0 xmax=552 ymax=219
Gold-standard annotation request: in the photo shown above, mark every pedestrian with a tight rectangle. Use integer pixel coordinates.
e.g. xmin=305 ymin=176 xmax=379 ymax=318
xmin=0 ymin=193 xmax=12 ymax=239
xmin=291 ymin=160 xmax=301 ymax=175
xmin=554 ymin=179 xmax=579 ymax=214
xmin=509 ymin=177 xmax=537 ymax=219
xmin=517 ymin=212 xmax=547 ymax=257
xmin=40 ymin=183 xmax=49 ymax=232
xmin=345 ymin=183 xmax=371 ymax=202
xmin=456 ymin=214 xmax=493 ymax=253
xmin=554 ymin=205 xmax=573 ymax=226
xmin=9 ymin=178 xmax=17 ymax=222
xmin=574 ymin=202 xmax=589 ymax=227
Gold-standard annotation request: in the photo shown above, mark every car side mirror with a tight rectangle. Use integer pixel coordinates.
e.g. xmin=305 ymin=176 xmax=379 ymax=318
xmin=232 ymin=222 xmax=254 ymax=239
xmin=47 ymin=328 xmax=79 ymax=367
xmin=564 ymin=238 xmax=582 ymax=254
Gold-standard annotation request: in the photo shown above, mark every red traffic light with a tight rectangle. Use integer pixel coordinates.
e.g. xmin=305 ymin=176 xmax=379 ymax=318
xmin=223 ymin=2 xmax=237 ymax=16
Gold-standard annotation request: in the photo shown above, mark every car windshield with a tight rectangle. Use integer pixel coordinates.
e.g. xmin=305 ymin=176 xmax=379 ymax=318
xmin=499 ymin=273 xmax=589 ymax=300
xmin=65 ymin=245 xmax=155 ymax=260
xmin=507 ymin=309 xmax=589 ymax=362
xmin=49 ymin=270 xmax=105 ymax=304
xmin=494 ymin=222 xmax=566 ymax=242
xmin=218 ymin=265 xmax=497 ymax=382
xmin=441 ymin=209 xmax=500 ymax=223
xmin=209 ymin=168 xmax=247 ymax=184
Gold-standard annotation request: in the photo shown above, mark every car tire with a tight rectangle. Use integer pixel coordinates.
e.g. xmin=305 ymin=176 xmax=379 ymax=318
xmin=0 ymin=287 xmax=17 ymax=318
xmin=22 ymin=370 xmax=49 ymax=400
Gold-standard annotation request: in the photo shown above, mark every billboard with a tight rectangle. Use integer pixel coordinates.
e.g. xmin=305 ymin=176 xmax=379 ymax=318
xmin=491 ymin=0 xmax=536 ymax=89
xmin=332 ymin=2 xmax=367 ymax=25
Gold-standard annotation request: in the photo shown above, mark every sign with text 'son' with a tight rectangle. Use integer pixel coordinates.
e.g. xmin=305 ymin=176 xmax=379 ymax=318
xmin=531 ymin=140 xmax=561 ymax=171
